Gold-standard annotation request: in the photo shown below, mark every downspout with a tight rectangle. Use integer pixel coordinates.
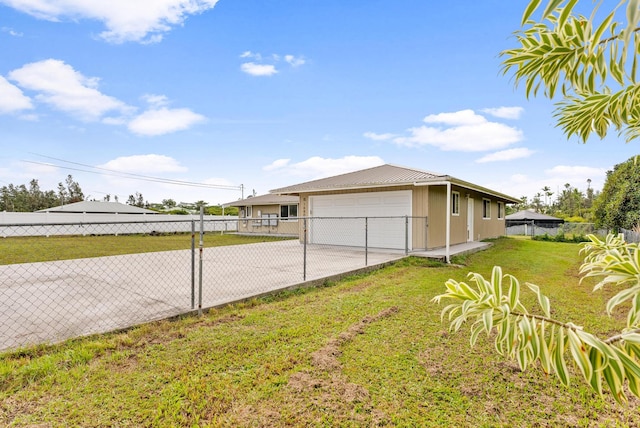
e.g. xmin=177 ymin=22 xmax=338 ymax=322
xmin=445 ymin=181 xmax=451 ymax=263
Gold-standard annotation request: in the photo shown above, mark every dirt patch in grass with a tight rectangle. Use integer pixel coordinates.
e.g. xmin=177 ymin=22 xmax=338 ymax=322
xmin=283 ymin=306 xmax=399 ymax=426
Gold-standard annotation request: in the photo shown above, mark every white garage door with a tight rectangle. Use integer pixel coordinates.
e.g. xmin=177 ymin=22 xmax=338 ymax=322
xmin=309 ymin=190 xmax=412 ymax=250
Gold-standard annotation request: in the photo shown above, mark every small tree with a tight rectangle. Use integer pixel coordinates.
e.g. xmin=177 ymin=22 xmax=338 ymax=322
xmin=593 ymin=155 xmax=640 ymax=230
xmin=433 ymin=234 xmax=640 ymax=402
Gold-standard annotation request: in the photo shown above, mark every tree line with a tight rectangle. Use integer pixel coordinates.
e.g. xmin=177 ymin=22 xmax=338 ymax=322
xmin=0 ymin=176 xmax=239 ymax=216
xmin=512 ymin=155 xmax=640 ymax=232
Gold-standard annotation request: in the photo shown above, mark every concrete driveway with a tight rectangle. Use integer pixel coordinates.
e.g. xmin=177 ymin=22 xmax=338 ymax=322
xmin=0 ymin=240 xmax=404 ymax=352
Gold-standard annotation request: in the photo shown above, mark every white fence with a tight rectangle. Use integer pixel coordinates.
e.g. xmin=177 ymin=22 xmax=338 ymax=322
xmin=621 ymin=228 xmax=640 ymax=243
xmin=0 ymin=211 xmax=238 ymax=237
xmin=505 ymin=222 xmax=609 ymax=238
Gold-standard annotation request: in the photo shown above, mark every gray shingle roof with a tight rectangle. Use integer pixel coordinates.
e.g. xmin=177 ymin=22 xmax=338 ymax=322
xmin=270 ymin=164 xmax=446 ymax=193
xmin=38 ymin=201 xmax=158 ymax=214
xmin=505 ymin=210 xmax=563 ymax=221
xmin=223 ymin=194 xmax=299 ymax=208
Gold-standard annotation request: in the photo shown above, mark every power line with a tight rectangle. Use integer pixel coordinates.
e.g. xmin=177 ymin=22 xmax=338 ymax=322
xmin=22 ymin=155 xmax=241 ymax=191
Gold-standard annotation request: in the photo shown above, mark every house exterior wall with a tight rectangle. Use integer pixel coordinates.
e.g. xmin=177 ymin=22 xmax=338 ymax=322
xmin=237 ymin=204 xmax=299 ymax=236
xmin=293 ymin=183 xmax=507 ymax=249
xmin=465 ymin=190 xmax=506 ymax=242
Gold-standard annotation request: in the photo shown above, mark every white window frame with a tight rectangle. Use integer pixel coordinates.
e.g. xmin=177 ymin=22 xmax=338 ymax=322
xmin=482 ymin=199 xmax=491 ymax=219
xmin=497 ymin=202 xmax=504 ymax=220
xmin=280 ymin=204 xmax=298 ymax=221
xmin=451 ymin=191 xmax=460 ymax=216
xmin=246 ymin=206 xmax=253 ymax=218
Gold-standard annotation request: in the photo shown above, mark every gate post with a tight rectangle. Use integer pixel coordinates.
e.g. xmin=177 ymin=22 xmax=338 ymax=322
xmin=191 ymin=220 xmax=195 ymax=310
xmin=303 ymin=217 xmax=308 ymax=281
xmin=198 ymin=207 xmax=204 ymax=316
xmin=365 ymin=217 xmax=368 ymax=266
xmin=405 ymin=215 xmax=409 ymax=255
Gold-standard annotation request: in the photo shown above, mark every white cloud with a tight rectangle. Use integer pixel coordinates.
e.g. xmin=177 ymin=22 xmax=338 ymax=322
xmin=491 ymin=165 xmax=607 ymax=202
xmin=392 ymin=109 xmax=523 ymax=152
xmin=544 ymin=165 xmax=607 ymax=185
xmin=363 ymin=131 xmax=396 ymax=141
xmin=0 ymin=0 xmax=219 ymax=43
xmin=128 ymin=107 xmax=205 ymax=136
xmin=8 ymin=59 xmax=131 ymax=121
xmin=264 ymin=155 xmax=385 ymax=180
xmin=99 ymin=154 xmax=188 ymax=173
xmin=0 ymin=75 xmax=33 ymax=114
xmin=263 ymin=159 xmax=291 ymax=171
xmin=142 ymin=94 xmax=170 ymax=108
xmin=240 ymin=62 xmax=278 ymax=77
xmin=476 ymin=148 xmax=534 ymax=163
xmin=481 ymin=106 xmax=524 ymax=120
xmin=239 ymin=51 xmax=306 ymax=76
xmin=1 ymin=26 xmax=23 ymax=36
xmin=284 ymin=54 xmax=305 ymax=67
xmin=423 ymin=109 xmax=487 ymax=126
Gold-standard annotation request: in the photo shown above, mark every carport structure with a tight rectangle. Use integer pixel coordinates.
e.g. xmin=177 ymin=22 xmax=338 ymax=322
xmin=0 ymin=240 xmax=404 ymax=352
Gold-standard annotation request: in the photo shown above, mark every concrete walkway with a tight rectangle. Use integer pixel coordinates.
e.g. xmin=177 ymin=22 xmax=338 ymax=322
xmin=411 ymin=241 xmax=492 ymax=260
xmin=0 ymin=240 xmax=404 ymax=352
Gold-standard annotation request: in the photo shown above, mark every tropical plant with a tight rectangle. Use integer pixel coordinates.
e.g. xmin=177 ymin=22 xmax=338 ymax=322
xmin=433 ymin=233 xmax=640 ymax=402
xmin=501 ymin=0 xmax=640 ymax=142
xmin=593 ymin=155 xmax=640 ymax=230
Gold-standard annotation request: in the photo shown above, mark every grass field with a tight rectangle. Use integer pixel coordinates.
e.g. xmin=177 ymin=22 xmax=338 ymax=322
xmin=1 ymin=237 xmax=639 ymax=426
xmin=0 ymin=233 xmax=291 ymax=265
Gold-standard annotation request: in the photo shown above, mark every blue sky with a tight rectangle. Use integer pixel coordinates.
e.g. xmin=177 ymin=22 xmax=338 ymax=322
xmin=1 ymin=0 xmax=638 ymax=206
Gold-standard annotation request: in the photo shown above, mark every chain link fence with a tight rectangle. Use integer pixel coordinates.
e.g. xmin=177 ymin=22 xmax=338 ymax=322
xmin=1 ymin=216 xmax=415 ymax=352
xmin=505 ymin=222 xmax=609 ymax=238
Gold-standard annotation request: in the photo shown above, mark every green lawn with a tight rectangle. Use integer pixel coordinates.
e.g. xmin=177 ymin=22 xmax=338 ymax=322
xmin=1 ymin=237 xmax=639 ymax=426
xmin=0 ymin=233 xmax=291 ymax=265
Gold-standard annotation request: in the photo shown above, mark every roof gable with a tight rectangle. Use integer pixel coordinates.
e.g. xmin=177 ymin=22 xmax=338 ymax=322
xmin=224 ymin=194 xmax=299 ymax=208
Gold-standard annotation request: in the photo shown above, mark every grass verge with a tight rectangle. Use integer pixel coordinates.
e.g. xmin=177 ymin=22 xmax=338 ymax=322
xmin=0 ymin=233 xmax=292 ymax=265
xmin=1 ymin=237 xmax=639 ymax=426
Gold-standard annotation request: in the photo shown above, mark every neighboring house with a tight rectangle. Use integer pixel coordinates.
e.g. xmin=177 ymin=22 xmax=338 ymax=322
xmin=270 ymin=164 xmax=520 ymax=259
xmin=37 ymin=201 xmax=158 ymax=214
xmin=505 ymin=210 xmax=564 ymax=228
xmin=224 ymin=194 xmax=299 ymax=236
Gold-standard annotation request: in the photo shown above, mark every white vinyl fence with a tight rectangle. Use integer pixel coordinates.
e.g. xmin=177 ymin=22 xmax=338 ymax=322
xmin=505 ymin=222 xmax=609 ymax=238
xmin=0 ymin=211 xmax=238 ymax=237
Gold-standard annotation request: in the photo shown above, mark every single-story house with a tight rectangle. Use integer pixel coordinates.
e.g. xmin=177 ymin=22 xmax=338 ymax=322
xmin=224 ymin=194 xmax=299 ymax=236
xmin=37 ymin=201 xmax=157 ymax=214
xmin=505 ymin=210 xmax=564 ymax=228
xmin=270 ymin=164 xmax=520 ymax=260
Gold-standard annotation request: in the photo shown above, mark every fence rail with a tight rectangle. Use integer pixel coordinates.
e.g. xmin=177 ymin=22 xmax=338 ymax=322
xmin=0 ymin=216 xmax=420 ymax=351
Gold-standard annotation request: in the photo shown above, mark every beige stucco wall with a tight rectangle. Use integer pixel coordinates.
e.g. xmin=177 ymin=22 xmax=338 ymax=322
xmin=237 ymin=204 xmax=299 ymax=236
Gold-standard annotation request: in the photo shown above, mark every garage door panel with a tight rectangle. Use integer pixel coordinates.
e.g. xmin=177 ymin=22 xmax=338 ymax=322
xmin=309 ymin=190 xmax=412 ymax=250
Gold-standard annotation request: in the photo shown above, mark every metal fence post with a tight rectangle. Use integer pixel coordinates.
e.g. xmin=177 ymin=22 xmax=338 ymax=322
xmin=365 ymin=217 xmax=368 ymax=266
xmin=405 ymin=215 xmax=409 ymax=255
xmin=198 ymin=207 xmax=204 ymax=316
xmin=191 ymin=220 xmax=195 ymax=310
xmin=303 ymin=217 xmax=308 ymax=281
xmin=425 ymin=216 xmax=428 ymax=250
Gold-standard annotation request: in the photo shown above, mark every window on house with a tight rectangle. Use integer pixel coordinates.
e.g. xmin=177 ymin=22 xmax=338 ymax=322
xmin=483 ymin=199 xmax=491 ymax=219
xmin=497 ymin=202 xmax=504 ymax=219
xmin=246 ymin=206 xmax=252 ymax=218
xmin=452 ymin=192 xmax=460 ymax=216
xmin=280 ymin=204 xmax=298 ymax=220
